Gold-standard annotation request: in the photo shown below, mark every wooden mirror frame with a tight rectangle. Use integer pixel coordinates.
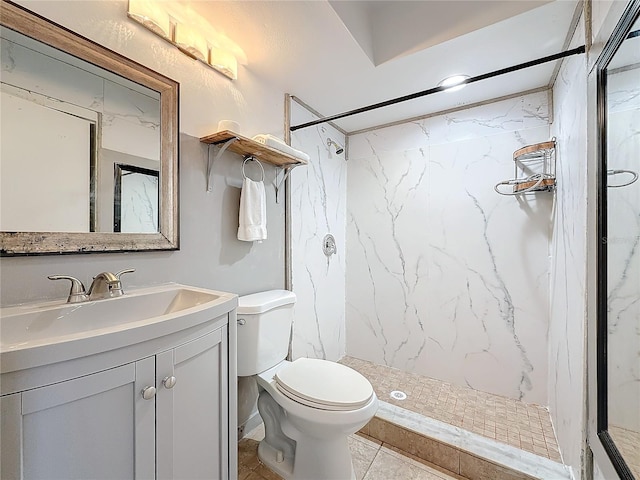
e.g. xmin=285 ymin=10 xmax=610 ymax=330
xmin=0 ymin=0 xmax=179 ymax=255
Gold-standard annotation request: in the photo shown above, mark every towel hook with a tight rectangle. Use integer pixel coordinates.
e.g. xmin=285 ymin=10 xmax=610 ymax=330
xmin=607 ymin=169 xmax=638 ymax=188
xmin=242 ymin=157 xmax=265 ymax=182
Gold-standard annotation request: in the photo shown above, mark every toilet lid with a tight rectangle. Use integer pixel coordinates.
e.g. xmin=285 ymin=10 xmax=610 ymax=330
xmin=274 ymin=358 xmax=374 ymax=411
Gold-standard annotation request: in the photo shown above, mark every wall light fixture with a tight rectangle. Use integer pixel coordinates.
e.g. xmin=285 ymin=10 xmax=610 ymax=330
xmin=128 ymin=0 xmax=238 ymax=80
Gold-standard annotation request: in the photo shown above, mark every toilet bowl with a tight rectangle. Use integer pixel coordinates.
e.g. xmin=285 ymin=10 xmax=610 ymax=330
xmin=236 ymin=290 xmax=378 ymax=480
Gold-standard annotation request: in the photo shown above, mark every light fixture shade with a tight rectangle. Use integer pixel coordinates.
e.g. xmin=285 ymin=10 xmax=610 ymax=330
xmin=128 ymin=0 xmax=171 ymax=39
xmin=127 ymin=0 xmax=240 ymax=81
xmin=175 ymin=24 xmax=208 ymax=61
xmin=439 ymin=74 xmax=470 ymax=93
xmin=209 ymin=46 xmax=238 ymax=80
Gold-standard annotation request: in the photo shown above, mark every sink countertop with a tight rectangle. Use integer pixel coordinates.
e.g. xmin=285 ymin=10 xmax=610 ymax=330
xmin=0 ymin=283 xmax=238 ymax=375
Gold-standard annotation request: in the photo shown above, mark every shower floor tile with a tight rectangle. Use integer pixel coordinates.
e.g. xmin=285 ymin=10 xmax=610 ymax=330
xmin=609 ymin=425 xmax=640 ymax=479
xmin=340 ymin=355 xmax=562 ymax=463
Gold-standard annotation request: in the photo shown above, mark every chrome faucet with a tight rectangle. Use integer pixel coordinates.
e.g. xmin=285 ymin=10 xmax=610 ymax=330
xmin=47 ymin=275 xmax=88 ymax=304
xmin=48 ymin=268 xmax=135 ymax=303
xmin=88 ymin=271 xmax=125 ymax=300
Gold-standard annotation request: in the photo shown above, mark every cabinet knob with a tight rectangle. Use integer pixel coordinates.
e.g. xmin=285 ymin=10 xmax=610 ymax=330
xmin=163 ymin=375 xmax=177 ymax=389
xmin=141 ymin=386 xmax=156 ymax=400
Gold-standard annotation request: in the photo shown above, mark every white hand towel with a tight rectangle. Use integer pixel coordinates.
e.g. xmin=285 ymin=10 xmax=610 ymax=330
xmin=238 ymin=177 xmax=267 ymax=242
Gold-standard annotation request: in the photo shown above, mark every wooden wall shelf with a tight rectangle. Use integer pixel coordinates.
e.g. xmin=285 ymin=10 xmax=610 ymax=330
xmin=200 ymin=130 xmax=308 ymax=167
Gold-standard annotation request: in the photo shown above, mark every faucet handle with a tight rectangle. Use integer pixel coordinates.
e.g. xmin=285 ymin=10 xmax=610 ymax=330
xmin=115 ymin=268 xmax=136 ymax=279
xmin=113 ymin=268 xmax=135 ymax=296
xmin=48 ymin=275 xmax=87 ymax=304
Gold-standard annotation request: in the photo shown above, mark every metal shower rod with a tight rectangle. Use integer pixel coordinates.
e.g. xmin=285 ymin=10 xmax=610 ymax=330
xmin=290 ymin=45 xmax=586 ymax=132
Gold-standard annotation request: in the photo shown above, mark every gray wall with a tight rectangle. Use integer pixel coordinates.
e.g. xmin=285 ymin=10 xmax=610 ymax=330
xmin=0 ymin=133 xmax=285 ymax=306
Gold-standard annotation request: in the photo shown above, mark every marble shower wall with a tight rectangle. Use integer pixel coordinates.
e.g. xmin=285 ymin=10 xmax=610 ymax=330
xmin=548 ymin=20 xmax=587 ymax=476
xmin=346 ymin=91 xmax=552 ymax=405
xmin=1 ymin=35 xmax=161 ymax=161
xmin=290 ymin=101 xmax=347 ymax=361
xmin=606 ymin=66 xmax=640 ymax=431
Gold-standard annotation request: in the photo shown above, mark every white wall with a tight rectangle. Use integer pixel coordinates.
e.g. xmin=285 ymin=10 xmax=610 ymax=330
xmin=346 ymin=91 xmax=552 ymax=404
xmin=290 ymin=101 xmax=347 ymax=361
xmin=11 ymin=0 xmax=284 ymax=139
xmin=0 ymin=92 xmax=90 ymax=232
xmin=548 ymin=17 xmax=588 ymax=478
xmin=0 ymin=0 xmax=287 ymax=306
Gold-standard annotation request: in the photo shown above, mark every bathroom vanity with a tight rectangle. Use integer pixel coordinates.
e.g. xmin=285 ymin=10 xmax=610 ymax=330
xmin=0 ymin=284 xmax=238 ymax=480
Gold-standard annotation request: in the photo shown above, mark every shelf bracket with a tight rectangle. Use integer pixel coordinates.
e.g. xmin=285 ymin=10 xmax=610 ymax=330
xmin=206 ymin=137 xmax=238 ymax=192
xmin=275 ymin=165 xmax=295 ymax=204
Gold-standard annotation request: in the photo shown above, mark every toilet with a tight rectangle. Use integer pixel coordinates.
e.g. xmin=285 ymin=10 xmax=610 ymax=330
xmin=237 ymin=290 xmax=378 ymax=480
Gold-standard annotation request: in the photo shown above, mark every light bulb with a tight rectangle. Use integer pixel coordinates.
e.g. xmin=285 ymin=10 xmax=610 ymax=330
xmin=438 ymin=74 xmax=470 ymax=93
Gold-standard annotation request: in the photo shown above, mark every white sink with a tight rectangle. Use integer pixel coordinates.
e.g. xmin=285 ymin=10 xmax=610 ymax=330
xmin=0 ymin=284 xmax=237 ymax=373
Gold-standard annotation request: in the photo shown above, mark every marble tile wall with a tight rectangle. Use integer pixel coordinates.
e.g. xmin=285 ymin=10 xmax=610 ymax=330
xmin=346 ymin=91 xmax=552 ymax=405
xmin=548 ymin=19 xmax=588 ymax=477
xmin=1 ymin=35 xmax=103 ymax=112
xmin=290 ymin=101 xmax=347 ymax=361
xmin=118 ymin=170 xmax=159 ymax=233
xmin=605 ymin=66 xmax=640 ymax=432
xmin=1 ymin=34 xmax=160 ymax=161
xmin=102 ymin=80 xmax=161 ymax=161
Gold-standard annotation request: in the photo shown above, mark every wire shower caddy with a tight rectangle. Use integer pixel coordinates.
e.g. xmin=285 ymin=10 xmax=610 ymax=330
xmin=495 ymin=139 xmax=557 ymax=195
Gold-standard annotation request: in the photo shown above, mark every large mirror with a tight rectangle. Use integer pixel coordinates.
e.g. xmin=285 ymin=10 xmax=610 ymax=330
xmin=0 ymin=0 xmax=178 ymax=254
xmin=597 ymin=3 xmax=640 ymax=478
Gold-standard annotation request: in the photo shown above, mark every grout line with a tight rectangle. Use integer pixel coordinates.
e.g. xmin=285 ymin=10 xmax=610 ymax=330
xmin=360 ymin=447 xmax=379 ymax=480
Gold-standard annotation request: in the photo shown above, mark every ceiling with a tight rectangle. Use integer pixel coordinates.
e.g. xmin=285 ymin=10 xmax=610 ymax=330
xmin=187 ymin=0 xmax=580 ymax=133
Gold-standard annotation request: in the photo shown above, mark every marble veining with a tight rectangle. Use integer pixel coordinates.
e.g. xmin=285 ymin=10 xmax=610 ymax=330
xmin=547 ymin=19 xmax=588 ymax=477
xmin=290 ymin=101 xmax=347 ymax=361
xmin=347 ymin=91 xmax=552 ymax=405
xmin=466 ymin=189 xmax=534 ymax=399
xmin=1 ymin=37 xmax=105 ymax=113
xmin=1 ymin=34 xmax=161 ymax=163
xmin=606 ymin=65 xmax=640 ymax=433
xmin=119 ymin=172 xmax=158 ymax=233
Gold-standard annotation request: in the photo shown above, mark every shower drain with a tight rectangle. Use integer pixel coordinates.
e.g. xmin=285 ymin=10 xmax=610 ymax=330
xmin=390 ymin=390 xmax=407 ymax=401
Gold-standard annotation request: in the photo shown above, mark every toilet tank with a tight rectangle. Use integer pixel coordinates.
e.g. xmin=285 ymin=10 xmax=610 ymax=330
xmin=236 ymin=290 xmax=296 ymax=376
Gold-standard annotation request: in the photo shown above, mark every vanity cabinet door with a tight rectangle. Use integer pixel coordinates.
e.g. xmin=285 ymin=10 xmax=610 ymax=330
xmin=156 ymin=326 xmax=229 ymax=480
xmin=0 ymin=358 xmax=156 ymax=480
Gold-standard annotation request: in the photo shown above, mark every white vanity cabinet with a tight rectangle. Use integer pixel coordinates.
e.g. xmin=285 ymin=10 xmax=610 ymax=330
xmin=156 ymin=325 xmax=229 ymax=480
xmin=0 ymin=312 xmax=236 ymax=480
xmin=1 ymin=358 xmax=155 ymax=480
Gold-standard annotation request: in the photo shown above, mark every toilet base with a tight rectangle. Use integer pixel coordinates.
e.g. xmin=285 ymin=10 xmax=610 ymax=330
xmin=258 ymin=436 xmax=356 ymax=480
xmin=257 ymin=389 xmax=358 ymax=480
xmin=257 ymin=440 xmax=294 ymax=479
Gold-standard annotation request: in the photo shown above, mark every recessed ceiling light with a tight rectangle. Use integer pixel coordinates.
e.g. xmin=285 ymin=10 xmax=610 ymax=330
xmin=438 ymin=74 xmax=470 ymax=93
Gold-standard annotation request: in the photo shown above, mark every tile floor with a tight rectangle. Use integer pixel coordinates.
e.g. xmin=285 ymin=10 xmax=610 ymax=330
xmin=238 ymin=424 xmax=467 ymax=480
xmin=339 ymin=356 xmax=562 ymax=462
xmin=609 ymin=425 xmax=640 ymax=479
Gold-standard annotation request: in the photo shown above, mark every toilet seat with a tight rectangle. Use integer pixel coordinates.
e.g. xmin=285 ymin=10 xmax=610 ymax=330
xmin=274 ymin=358 xmax=373 ymax=411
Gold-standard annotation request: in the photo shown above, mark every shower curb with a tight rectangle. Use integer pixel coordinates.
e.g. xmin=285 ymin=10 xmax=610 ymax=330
xmin=360 ymin=401 xmax=572 ymax=480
